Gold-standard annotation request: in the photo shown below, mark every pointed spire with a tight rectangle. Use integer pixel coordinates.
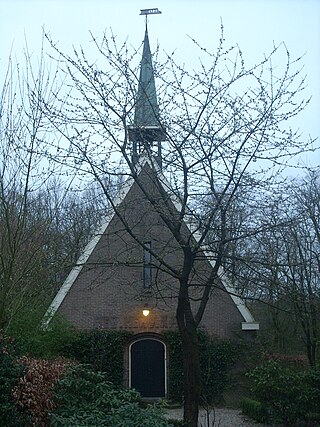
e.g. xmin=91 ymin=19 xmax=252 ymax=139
xmin=128 ymin=21 xmax=166 ymax=167
xmin=134 ymin=24 xmax=160 ymax=127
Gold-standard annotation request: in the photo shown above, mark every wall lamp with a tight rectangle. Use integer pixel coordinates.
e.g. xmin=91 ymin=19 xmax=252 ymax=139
xmin=142 ymin=304 xmax=150 ymax=317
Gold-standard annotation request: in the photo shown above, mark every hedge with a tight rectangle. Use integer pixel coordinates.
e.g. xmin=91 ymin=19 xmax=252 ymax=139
xmin=163 ymin=330 xmax=239 ymax=404
xmin=247 ymin=360 xmax=320 ymax=425
xmin=62 ymin=329 xmax=132 ymax=386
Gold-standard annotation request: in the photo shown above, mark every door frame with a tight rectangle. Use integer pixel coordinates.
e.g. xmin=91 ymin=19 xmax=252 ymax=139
xmin=128 ymin=335 xmax=167 ymax=397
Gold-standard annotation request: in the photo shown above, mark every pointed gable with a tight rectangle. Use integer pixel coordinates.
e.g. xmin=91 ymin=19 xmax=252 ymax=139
xmin=43 ymin=158 xmax=258 ymax=334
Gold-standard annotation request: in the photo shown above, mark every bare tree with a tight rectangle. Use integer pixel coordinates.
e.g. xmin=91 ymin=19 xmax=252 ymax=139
xmin=280 ymin=172 xmax=320 ymax=366
xmin=224 ymin=172 xmax=320 ymax=365
xmin=42 ymin=26 xmax=316 ymax=426
xmin=0 ymin=42 xmax=123 ymax=336
xmin=0 ymin=45 xmax=62 ymax=330
xmin=30 ymin=179 xmax=109 ymax=291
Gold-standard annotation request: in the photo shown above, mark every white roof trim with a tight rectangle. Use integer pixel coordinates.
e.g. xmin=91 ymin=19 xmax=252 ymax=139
xmin=216 ymin=267 xmax=256 ymax=324
xmin=43 ymin=156 xmax=258 ymax=329
xmin=42 ymin=171 xmax=136 ymax=329
xmin=241 ymin=322 xmax=260 ymax=331
xmin=42 ymin=221 xmax=108 ymax=329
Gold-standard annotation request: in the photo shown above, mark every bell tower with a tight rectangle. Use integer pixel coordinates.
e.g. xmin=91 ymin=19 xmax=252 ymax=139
xmin=127 ymin=9 xmax=166 ymax=167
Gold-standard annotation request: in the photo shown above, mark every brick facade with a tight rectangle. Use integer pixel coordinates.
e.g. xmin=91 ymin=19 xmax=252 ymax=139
xmin=45 ymin=161 xmax=258 ymax=396
xmin=57 ymin=163 xmax=249 ymax=338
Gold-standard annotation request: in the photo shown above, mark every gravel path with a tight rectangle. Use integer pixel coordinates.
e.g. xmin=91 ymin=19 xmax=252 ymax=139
xmin=165 ymin=407 xmax=282 ymax=426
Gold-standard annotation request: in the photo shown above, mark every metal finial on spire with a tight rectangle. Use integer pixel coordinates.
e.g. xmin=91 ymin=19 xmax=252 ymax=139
xmin=140 ymin=8 xmax=162 ymax=15
xmin=140 ymin=8 xmax=162 ymax=27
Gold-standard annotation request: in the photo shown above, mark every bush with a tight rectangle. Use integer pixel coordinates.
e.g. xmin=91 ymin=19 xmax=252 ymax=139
xmin=199 ymin=333 xmax=239 ymax=404
xmin=0 ymin=333 xmax=31 ymax=426
xmin=50 ymin=364 xmax=174 ymax=426
xmin=62 ymin=329 xmax=132 ymax=386
xmin=247 ymin=360 xmax=320 ymax=425
xmin=241 ymin=398 xmax=268 ymax=423
xmin=7 ymin=309 xmax=77 ymax=359
xmin=163 ymin=330 xmax=239 ymax=404
xmin=163 ymin=331 xmax=184 ymax=402
xmin=12 ymin=356 xmax=73 ymax=427
xmin=306 ymin=412 xmax=320 ymax=423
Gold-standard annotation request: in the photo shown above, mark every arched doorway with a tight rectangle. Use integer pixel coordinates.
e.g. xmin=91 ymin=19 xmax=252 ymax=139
xmin=130 ymin=338 xmax=166 ymax=398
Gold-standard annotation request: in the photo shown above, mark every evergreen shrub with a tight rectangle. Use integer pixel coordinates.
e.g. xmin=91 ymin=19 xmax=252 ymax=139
xmin=163 ymin=330 xmax=184 ymax=402
xmin=199 ymin=332 xmax=239 ymax=404
xmin=241 ymin=398 xmax=268 ymax=423
xmin=248 ymin=360 xmax=320 ymax=425
xmin=7 ymin=309 xmax=76 ymax=359
xmin=163 ymin=330 xmax=239 ymax=404
xmin=62 ymin=329 xmax=132 ymax=386
xmin=50 ymin=364 xmax=175 ymax=427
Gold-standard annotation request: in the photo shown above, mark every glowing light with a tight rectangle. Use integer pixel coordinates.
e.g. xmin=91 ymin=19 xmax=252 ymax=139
xmin=142 ymin=309 xmax=150 ymax=317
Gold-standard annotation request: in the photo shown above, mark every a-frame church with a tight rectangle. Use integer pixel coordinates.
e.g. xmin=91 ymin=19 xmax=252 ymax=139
xmin=44 ymin=18 xmax=259 ymax=399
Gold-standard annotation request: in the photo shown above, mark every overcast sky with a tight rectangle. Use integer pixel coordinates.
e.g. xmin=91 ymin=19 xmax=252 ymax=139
xmin=1 ymin=0 xmax=319 ymax=167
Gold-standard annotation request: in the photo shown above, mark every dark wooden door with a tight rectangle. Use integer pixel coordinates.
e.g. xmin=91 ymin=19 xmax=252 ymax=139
xmin=131 ymin=339 xmax=165 ymax=397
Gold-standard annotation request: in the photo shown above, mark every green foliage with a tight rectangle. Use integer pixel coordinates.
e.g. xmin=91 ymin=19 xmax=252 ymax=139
xmin=306 ymin=412 xmax=320 ymax=423
xmin=198 ymin=332 xmax=239 ymax=404
xmin=241 ymin=398 xmax=268 ymax=423
xmin=248 ymin=360 xmax=320 ymax=425
xmin=0 ymin=335 xmax=31 ymax=426
xmin=50 ymin=364 xmax=174 ymax=426
xmin=7 ymin=307 xmax=76 ymax=359
xmin=163 ymin=330 xmax=239 ymax=404
xmin=163 ymin=331 xmax=184 ymax=402
xmin=62 ymin=330 xmax=132 ymax=386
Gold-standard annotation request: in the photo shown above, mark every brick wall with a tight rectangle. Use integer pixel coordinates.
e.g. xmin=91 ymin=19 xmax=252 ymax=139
xmin=58 ymin=164 xmax=245 ymax=338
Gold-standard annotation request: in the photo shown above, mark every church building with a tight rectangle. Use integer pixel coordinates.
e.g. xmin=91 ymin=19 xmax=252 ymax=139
xmin=44 ymin=14 xmax=259 ymax=399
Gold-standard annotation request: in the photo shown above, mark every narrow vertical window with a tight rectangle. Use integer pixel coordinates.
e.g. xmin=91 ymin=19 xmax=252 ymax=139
xmin=143 ymin=241 xmax=152 ymax=288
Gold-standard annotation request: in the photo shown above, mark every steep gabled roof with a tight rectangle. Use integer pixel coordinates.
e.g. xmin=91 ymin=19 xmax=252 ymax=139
xmin=42 ymin=156 xmax=259 ymax=330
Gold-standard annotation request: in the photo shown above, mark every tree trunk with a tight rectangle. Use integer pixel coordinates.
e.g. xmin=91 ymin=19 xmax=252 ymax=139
xmin=182 ymin=326 xmax=201 ymax=427
xmin=0 ymin=288 xmax=7 ymax=332
xmin=176 ymin=295 xmax=201 ymax=427
xmin=306 ymin=334 xmax=317 ymax=367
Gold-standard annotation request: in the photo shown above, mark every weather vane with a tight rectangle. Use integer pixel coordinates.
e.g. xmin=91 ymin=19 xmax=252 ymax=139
xmin=140 ymin=8 xmax=162 ymax=26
